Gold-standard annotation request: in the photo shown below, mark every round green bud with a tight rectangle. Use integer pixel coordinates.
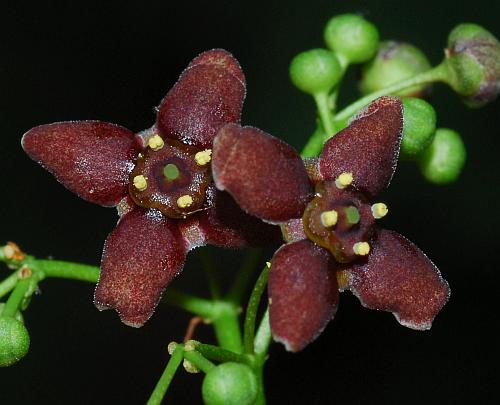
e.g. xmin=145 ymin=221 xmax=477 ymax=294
xmin=444 ymin=23 xmax=500 ymax=108
xmin=401 ymin=98 xmax=437 ymax=157
xmin=202 ymin=362 xmax=257 ymax=405
xmin=418 ymin=128 xmax=466 ymax=184
xmin=359 ymin=41 xmax=432 ymax=96
xmin=0 ymin=316 xmax=30 ymax=367
xmin=289 ymin=49 xmax=342 ymax=95
xmin=324 ymin=14 xmax=379 ymax=64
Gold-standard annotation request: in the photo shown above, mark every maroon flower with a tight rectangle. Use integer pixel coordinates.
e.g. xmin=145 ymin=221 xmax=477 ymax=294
xmin=212 ymin=96 xmax=450 ymax=352
xmin=22 ymin=49 xmax=280 ymax=327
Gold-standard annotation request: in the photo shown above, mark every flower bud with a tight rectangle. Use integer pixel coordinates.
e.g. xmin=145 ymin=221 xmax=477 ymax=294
xmin=0 ymin=316 xmax=30 ymax=367
xmin=401 ymin=98 xmax=437 ymax=157
xmin=202 ymin=362 xmax=257 ymax=405
xmin=418 ymin=128 xmax=466 ymax=184
xmin=359 ymin=41 xmax=432 ymax=96
xmin=324 ymin=14 xmax=379 ymax=64
xmin=444 ymin=23 xmax=500 ymax=107
xmin=290 ymin=49 xmax=342 ymax=95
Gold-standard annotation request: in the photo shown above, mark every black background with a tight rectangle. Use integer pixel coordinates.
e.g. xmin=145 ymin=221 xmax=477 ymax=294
xmin=1 ymin=1 xmax=499 ymax=404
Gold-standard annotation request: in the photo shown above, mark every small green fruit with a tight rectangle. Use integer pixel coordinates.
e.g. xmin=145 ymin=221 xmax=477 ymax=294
xmin=289 ymin=49 xmax=342 ymax=95
xmin=0 ymin=316 xmax=30 ymax=367
xmin=444 ymin=23 xmax=500 ymax=107
xmin=324 ymin=14 xmax=379 ymax=64
xmin=359 ymin=41 xmax=432 ymax=96
xmin=401 ymin=98 xmax=437 ymax=157
xmin=202 ymin=362 xmax=258 ymax=405
xmin=418 ymin=128 xmax=466 ymax=184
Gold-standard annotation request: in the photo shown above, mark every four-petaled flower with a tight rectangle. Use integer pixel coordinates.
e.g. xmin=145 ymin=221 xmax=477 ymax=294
xmin=211 ymin=96 xmax=450 ymax=352
xmin=22 ymin=49 xmax=280 ymax=327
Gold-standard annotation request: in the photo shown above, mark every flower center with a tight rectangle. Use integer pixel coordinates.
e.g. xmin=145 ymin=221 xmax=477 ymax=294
xmin=129 ymin=136 xmax=212 ymax=219
xmin=302 ymin=179 xmax=376 ymax=263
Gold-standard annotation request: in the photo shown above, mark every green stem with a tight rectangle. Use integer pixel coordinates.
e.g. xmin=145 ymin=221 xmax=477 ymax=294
xmin=35 ymin=260 xmax=99 ymax=282
xmin=195 ymin=342 xmax=253 ymax=366
xmin=146 ymin=344 xmax=185 ymax=405
xmin=164 ymin=289 xmax=222 ymax=320
xmin=2 ymin=278 xmax=31 ymax=318
xmin=226 ymin=249 xmax=261 ymax=304
xmin=213 ymin=308 xmax=243 ymax=353
xmin=313 ymin=92 xmax=335 ymax=138
xmin=199 ymin=248 xmax=221 ymax=299
xmin=301 ymin=124 xmax=326 ymax=158
xmin=253 ymin=307 xmax=271 ymax=360
xmin=0 ymin=271 xmax=20 ymax=299
xmin=184 ymin=349 xmax=216 ymax=373
xmin=334 ymin=63 xmax=448 ymax=123
xmin=243 ymin=265 xmax=270 ymax=354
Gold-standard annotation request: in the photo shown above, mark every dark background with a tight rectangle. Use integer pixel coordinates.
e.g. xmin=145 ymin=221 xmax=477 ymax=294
xmin=1 ymin=1 xmax=499 ymax=404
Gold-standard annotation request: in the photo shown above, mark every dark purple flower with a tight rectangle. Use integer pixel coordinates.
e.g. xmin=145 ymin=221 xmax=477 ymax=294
xmin=212 ymin=96 xmax=450 ymax=352
xmin=22 ymin=49 xmax=280 ymax=327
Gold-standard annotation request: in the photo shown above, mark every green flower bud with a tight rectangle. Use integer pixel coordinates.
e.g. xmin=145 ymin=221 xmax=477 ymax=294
xmin=418 ymin=128 xmax=466 ymax=184
xmin=444 ymin=23 xmax=500 ymax=107
xmin=289 ymin=49 xmax=342 ymax=95
xmin=359 ymin=41 xmax=432 ymax=96
xmin=401 ymin=98 xmax=437 ymax=157
xmin=202 ymin=362 xmax=257 ymax=405
xmin=0 ymin=316 xmax=30 ymax=367
xmin=324 ymin=14 xmax=379 ymax=64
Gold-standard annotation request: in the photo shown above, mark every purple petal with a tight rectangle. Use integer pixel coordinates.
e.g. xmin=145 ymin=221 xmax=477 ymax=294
xmin=319 ymin=96 xmax=403 ymax=197
xmin=349 ymin=229 xmax=450 ymax=330
xmin=22 ymin=121 xmax=140 ymax=206
xmin=179 ymin=189 xmax=282 ymax=249
xmin=212 ymin=124 xmax=313 ymax=223
xmin=94 ymin=208 xmax=187 ymax=327
xmin=157 ymin=49 xmax=246 ymax=148
xmin=269 ymin=240 xmax=339 ymax=352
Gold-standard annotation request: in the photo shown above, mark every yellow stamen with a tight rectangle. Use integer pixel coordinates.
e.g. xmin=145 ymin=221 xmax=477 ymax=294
xmin=194 ymin=149 xmax=212 ymax=166
xmin=266 ymin=261 xmax=272 ymax=268
xmin=133 ymin=175 xmax=147 ymax=191
xmin=177 ymin=194 xmax=193 ymax=208
xmin=335 ymin=172 xmax=353 ymax=189
xmin=183 ymin=359 xmax=200 ymax=373
xmin=320 ymin=210 xmax=338 ymax=227
xmin=167 ymin=342 xmax=177 ymax=355
xmin=353 ymin=241 xmax=370 ymax=256
xmin=148 ymin=134 xmax=164 ymax=151
xmin=371 ymin=203 xmax=388 ymax=219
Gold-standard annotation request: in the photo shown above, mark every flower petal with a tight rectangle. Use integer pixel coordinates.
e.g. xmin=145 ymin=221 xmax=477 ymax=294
xmin=319 ymin=96 xmax=403 ymax=197
xmin=94 ymin=208 xmax=187 ymax=327
xmin=349 ymin=229 xmax=450 ymax=330
xmin=212 ymin=124 xmax=313 ymax=223
xmin=157 ymin=49 xmax=246 ymax=148
xmin=22 ymin=121 xmax=140 ymax=206
xmin=269 ymin=240 xmax=339 ymax=352
xmin=179 ymin=189 xmax=282 ymax=249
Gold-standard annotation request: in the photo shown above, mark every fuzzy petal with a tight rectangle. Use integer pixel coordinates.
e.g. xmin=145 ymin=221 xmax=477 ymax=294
xmin=212 ymin=124 xmax=313 ymax=223
xmin=179 ymin=189 xmax=282 ymax=249
xmin=94 ymin=208 xmax=187 ymax=327
xmin=349 ymin=229 xmax=450 ymax=330
xmin=269 ymin=240 xmax=339 ymax=352
xmin=319 ymin=96 xmax=403 ymax=197
xmin=157 ymin=49 xmax=246 ymax=148
xmin=22 ymin=121 xmax=140 ymax=206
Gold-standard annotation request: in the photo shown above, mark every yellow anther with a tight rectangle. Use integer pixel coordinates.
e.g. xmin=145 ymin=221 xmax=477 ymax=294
xmin=371 ymin=203 xmax=388 ymax=219
xmin=320 ymin=210 xmax=338 ymax=227
xmin=194 ymin=149 xmax=212 ymax=166
xmin=183 ymin=359 xmax=200 ymax=374
xmin=167 ymin=342 xmax=177 ymax=355
xmin=353 ymin=242 xmax=370 ymax=256
xmin=148 ymin=134 xmax=164 ymax=151
xmin=133 ymin=175 xmax=147 ymax=191
xmin=335 ymin=172 xmax=353 ymax=189
xmin=266 ymin=261 xmax=272 ymax=268
xmin=177 ymin=194 xmax=193 ymax=208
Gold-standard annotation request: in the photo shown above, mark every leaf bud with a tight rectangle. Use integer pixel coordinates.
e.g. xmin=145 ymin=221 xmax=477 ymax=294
xmin=359 ymin=41 xmax=432 ymax=96
xmin=202 ymin=362 xmax=257 ymax=405
xmin=324 ymin=14 xmax=379 ymax=64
